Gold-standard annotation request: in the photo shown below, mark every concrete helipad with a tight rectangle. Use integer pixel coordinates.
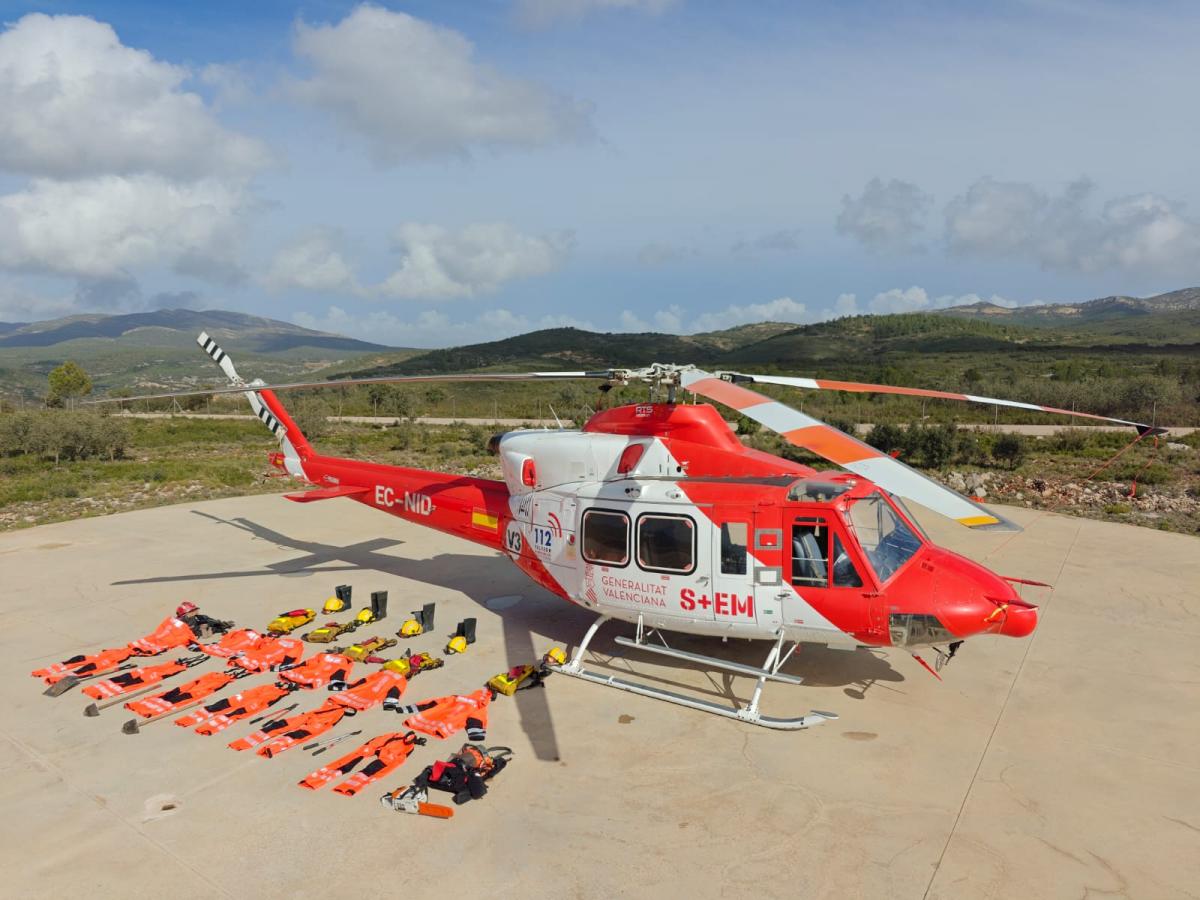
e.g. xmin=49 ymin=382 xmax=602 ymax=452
xmin=1 ymin=494 xmax=1197 ymax=899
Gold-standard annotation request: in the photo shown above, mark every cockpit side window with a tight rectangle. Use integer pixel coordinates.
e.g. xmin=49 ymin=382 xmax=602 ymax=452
xmin=831 ymin=534 xmax=863 ymax=587
xmin=845 ymin=493 xmax=922 ymax=582
xmin=791 ymin=519 xmax=828 ymax=586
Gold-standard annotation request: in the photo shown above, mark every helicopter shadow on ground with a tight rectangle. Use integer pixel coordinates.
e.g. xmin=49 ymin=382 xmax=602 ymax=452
xmin=568 ymin=624 xmax=907 ymax=714
xmin=112 ymin=510 xmax=598 ymax=762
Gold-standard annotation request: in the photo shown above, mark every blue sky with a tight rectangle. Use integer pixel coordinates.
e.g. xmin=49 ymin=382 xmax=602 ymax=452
xmin=1 ymin=1 xmax=1198 ymax=346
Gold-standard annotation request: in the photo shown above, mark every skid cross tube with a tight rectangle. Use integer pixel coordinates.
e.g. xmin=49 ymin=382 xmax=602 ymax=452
xmin=552 ymin=616 xmax=836 ymax=731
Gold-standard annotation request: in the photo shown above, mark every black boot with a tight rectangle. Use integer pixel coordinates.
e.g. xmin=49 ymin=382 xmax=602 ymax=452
xmin=335 ymin=584 xmax=352 ymax=610
xmin=371 ymin=591 xmax=388 ymax=620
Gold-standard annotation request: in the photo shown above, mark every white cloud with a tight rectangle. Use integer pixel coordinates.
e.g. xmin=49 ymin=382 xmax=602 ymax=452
xmin=0 ymin=280 xmax=78 ymax=323
xmin=377 ymin=222 xmax=571 ymax=300
xmin=869 ymin=286 xmax=929 ymax=314
xmin=517 ymin=0 xmax=678 ymax=27
xmin=837 ymin=178 xmax=932 ymax=252
xmin=692 ymin=297 xmax=808 ymax=332
xmin=294 ymin=304 xmax=595 ymax=347
xmin=618 ymin=297 xmax=808 ymax=334
xmin=944 ymin=176 xmax=1200 ymax=273
xmin=0 ymin=13 xmax=269 ymax=179
xmin=264 ymin=230 xmax=360 ymax=295
xmin=832 ymin=292 xmax=858 ymax=316
xmin=291 ymin=5 xmax=593 ymax=163
xmin=862 ymin=286 xmax=1016 ymax=315
xmin=0 ymin=176 xmax=249 ymax=281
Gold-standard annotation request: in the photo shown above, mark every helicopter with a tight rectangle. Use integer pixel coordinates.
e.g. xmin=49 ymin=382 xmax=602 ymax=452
xmin=96 ymin=332 xmax=1167 ymax=730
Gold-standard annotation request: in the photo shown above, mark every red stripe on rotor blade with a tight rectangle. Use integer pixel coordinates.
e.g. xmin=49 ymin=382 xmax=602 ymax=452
xmin=781 ymin=426 xmax=880 ymax=464
xmin=688 ymin=377 xmax=771 ymax=411
xmin=815 ymin=380 xmax=969 ymax=401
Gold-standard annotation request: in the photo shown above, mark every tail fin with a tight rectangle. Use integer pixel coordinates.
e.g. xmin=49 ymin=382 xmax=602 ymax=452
xmin=196 ymin=332 xmax=314 ymax=474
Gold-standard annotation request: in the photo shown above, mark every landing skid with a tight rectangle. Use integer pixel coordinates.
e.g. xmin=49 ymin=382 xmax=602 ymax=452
xmin=549 ymin=616 xmax=837 ymax=731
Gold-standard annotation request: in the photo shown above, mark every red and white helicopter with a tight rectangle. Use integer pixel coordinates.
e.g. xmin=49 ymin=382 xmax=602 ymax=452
xmin=101 ymin=332 xmax=1166 ymax=729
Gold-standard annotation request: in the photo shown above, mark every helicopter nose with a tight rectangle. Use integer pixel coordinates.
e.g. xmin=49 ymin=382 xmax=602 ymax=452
xmin=997 ymin=601 xmax=1038 ymax=638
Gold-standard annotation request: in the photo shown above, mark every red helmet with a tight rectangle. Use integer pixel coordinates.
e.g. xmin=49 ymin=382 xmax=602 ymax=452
xmin=176 ymin=601 xmax=199 ymax=618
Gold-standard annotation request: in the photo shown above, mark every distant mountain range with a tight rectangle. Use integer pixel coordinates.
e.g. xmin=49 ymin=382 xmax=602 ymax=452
xmin=0 ymin=308 xmax=390 ymax=353
xmin=347 ymin=288 xmax=1200 ymax=379
xmin=1 ymin=288 xmax=1197 ymax=399
xmin=935 ymin=288 xmax=1200 ymax=341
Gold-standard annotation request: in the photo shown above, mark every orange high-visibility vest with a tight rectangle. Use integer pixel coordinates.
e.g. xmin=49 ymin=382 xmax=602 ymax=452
xmin=404 ymin=689 xmax=491 ymax=741
xmin=299 ymin=732 xmax=421 ymax=794
xmin=278 ymin=653 xmax=353 ymax=690
xmin=32 ymin=645 xmax=135 ymax=684
xmin=230 ymin=635 xmax=303 ymax=673
xmin=82 ymin=659 xmax=188 ymax=699
xmin=176 ymin=683 xmax=292 ymax=735
xmin=125 ymin=670 xmax=235 ymax=718
xmin=328 ymin=669 xmax=407 ymax=711
xmin=196 ymin=628 xmax=261 ymax=659
xmin=129 ymin=617 xmax=196 ymax=655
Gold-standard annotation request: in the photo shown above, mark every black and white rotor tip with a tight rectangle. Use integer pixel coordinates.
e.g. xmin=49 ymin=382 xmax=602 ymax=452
xmin=196 ymin=331 xmax=243 ymax=384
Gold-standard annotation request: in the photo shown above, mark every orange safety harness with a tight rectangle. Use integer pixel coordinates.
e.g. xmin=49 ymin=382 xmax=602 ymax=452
xmin=299 ymin=731 xmax=425 ymax=795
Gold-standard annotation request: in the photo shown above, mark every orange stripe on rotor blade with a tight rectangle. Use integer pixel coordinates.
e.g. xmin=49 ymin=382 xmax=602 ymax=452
xmin=687 ymin=377 xmax=772 ymax=411
xmin=816 ymin=380 xmax=969 ymax=401
xmin=781 ymin=426 xmax=880 ymax=464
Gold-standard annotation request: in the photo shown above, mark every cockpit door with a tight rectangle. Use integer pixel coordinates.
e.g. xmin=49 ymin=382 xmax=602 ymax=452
xmin=709 ymin=518 xmax=758 ymax=627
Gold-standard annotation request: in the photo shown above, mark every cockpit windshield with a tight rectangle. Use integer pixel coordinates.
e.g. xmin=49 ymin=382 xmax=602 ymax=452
xmin=845 ymin=492 xmax=923 ymax=582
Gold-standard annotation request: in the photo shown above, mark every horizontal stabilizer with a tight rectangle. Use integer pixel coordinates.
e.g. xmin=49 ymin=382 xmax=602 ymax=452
xmin=284 ymin=485 xmax=371 ymax=503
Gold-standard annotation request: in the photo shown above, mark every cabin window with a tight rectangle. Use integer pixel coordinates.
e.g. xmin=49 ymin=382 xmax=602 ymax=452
xmin=637 ymin=514 xmax=696 ymax=574
xmin=581 ymin=509 xmax=630 ymax=567
xmin=720 ymin=522 xmax=748 ymax=575
xmin=791 ymin=520 xmax=828 ymax=586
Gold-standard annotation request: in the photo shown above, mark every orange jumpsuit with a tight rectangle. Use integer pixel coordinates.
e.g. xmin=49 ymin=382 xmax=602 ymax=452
xmin=230 ymin=635 xmax=303 ymax=673
xmin=32 ymin=646 xmax=135 ymax=684
xmin=176 ymin=683 xmax=293 ymax=735
xmin=128 ymin=616 xmax=197 ymax=655
xmin=277 ymin=653 xmax=353 ymax=690
xmin=82 ymin=659 xmax=188 ymax=699
xmin=196 ymin=628 xmax=262 ymax=659
xmin=327 ymin=669 xmax=407 ymax=711
xmin=299 ymin=732 xmax=422 ymax=795
xmin=125 ymin=670 xmax=235 ymax=718
xmin=228 ymin=700 xmax=351 ymax=757
xmin=403 ymin=689 xmax=491 ymax=741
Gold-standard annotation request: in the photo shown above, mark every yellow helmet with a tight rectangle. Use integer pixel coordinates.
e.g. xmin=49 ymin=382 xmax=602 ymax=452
xmin=399 ymin=619 xmax=423 ymax=638
xmin=446 ymin=635 xmax=469 ymax=655
xmin=355 ymin=609 xmax=376 ymax=625
xmin=543 ymin=646 xmax=567 ymax=666
xmin=323 ymin=596 xmax=346 ymax=614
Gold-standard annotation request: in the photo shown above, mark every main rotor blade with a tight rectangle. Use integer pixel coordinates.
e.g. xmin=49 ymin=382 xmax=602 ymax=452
xmin=718 ymin=371 xmax=1167 ymax=436
xmin=681 ymin=369 xmax=1018 ymax=531
xmin=86 ymin=371 xmax=613 ymax=405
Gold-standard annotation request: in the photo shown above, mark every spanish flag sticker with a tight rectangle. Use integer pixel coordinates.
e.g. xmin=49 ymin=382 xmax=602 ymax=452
xmin=472 ymin=509 xmax=499 ymax=531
